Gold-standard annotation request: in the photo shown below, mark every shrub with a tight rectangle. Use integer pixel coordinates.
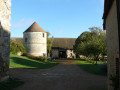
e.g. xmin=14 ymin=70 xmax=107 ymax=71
xmin=10 ymin=40 xmax=26 ymax=54
xmin=23 ymin=54 xmax=47 ymax=62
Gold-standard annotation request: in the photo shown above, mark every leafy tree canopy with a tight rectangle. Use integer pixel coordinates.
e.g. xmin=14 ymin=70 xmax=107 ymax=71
xmin=74 ymin=27 xmax=107 ymax=63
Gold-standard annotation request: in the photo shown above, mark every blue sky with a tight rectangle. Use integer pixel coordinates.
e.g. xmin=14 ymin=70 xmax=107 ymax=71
xmin=11 ymin=0 xmax=104 ymax=38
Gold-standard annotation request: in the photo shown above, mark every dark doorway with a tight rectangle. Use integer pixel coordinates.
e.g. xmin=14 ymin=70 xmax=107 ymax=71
xmin=59 ymin=51 xmax=67 ymax=58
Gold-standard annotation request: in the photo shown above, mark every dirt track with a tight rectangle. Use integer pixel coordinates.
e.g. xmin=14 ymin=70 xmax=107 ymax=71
xmin=10 ymin=60 xmax=107 ymax=90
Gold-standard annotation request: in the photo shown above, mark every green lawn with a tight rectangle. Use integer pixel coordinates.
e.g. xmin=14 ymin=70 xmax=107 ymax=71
xmin=10 ymin=54 xmax=59 ymax=69
xmin=75 ymin=60 xmax=107 ymax=76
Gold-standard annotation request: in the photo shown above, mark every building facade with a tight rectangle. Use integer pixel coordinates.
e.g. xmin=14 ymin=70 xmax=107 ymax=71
xmin=51 ymin=38 xmax=76 ymax=59
xmin=23 ymin=22 xmax=47 ymax=57
xmin=103 ymin=0 xmax=120 ymax=90
xmin=11 ymin=38 xmax=77 ymax=59
xmin=0 ymin=0 xmax=11 ymax=81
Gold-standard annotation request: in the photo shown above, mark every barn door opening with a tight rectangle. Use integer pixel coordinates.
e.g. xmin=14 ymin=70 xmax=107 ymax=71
xmin=59 ymin=51 xmax=67 ymax=58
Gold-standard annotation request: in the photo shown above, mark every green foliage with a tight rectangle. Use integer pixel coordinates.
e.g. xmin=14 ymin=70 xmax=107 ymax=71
xmin=47 ymin=32 xmax=54 ymax=57
xmin=24 ymin=54 xmax=47 ymax=62
xmin=10 ymin=40 xmax=26 ymax=54
xmin=47 ymin=37 xmax=54 ymax=57
xmin=74 ymin=27 xmax=107 ymax=64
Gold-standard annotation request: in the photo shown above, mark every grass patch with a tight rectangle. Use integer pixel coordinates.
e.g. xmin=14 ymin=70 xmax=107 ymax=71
xmin=10 ymin=54 xmax=59 ymax=69
xmin=0 ymin=78 xmax=23 ymax=90
xmin=75 ymin=60 xmax=107 ymax=76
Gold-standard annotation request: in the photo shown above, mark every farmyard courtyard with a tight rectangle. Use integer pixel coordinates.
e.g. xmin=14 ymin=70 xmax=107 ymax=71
xmin=0 ymin=0 xmax=120 ymax=90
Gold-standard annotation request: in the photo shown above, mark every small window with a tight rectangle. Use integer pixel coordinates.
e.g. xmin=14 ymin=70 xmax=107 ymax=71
xmin=43 ymin=33 xmax=44 ymax=37
xmin=25 ymin=38 xmax=27 ymax=42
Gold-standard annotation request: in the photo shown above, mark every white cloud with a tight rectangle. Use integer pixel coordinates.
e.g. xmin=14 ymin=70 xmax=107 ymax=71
xmin=11 ymin=18 xmax=34 ymax=30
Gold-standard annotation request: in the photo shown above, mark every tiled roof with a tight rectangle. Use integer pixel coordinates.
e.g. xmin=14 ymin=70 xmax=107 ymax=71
xmin=24 ymin=22 xmax=46 ymax=32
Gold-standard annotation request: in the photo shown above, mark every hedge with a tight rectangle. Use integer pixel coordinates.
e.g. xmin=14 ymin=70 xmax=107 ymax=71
xmin=22 ymin=54 xmax=47 ymax=62
xmin=10 ymin=40 xmax=26 ymax=54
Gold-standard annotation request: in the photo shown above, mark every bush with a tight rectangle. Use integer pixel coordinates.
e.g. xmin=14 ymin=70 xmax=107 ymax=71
xmin=23 ymin=54 xmax=47 ymax=62
xmin=10 ymin=40 xmax=26 ymax=54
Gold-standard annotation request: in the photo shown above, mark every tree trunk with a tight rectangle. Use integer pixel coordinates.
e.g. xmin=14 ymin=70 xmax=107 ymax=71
xmin=95 ymin=55 xmax=99 ymax=64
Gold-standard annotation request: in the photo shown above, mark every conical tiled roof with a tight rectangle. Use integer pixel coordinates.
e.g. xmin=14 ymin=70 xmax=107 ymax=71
xmin=24 ymin=22 xmax=46 ymax=32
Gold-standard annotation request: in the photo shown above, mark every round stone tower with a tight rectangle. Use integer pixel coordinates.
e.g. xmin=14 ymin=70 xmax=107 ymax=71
xmin=23 ymin=22 xmax=47 ymax=57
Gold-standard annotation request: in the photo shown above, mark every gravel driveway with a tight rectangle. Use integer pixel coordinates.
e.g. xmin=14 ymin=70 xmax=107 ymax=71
xmin=10 ymin=60 xmax=107 ymax=90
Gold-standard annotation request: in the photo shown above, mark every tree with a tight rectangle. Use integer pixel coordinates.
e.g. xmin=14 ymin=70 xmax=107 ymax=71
xmin=47 ymin=32 xmax=54 ymax=57
xmin=89 ymin=27 xmax=107 ymax=61
xmin=74 ymin=27 xmax=107 ymax=64
xmin=73 ymin=31 xmax=93 ymax=55
xmin=10 ymin=40 xmax=26 ymax=54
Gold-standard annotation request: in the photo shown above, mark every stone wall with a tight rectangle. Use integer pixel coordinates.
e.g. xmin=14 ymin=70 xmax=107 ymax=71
xmin=23 ymin=32 xmax=47 ymax=56
xmin=0 ymin=0 xmax=11 ymax=81
xmin=105 ymin=0 xmax=120 ymax=89
xmin=52 ymin=49 xmax=76 ymax=59
xmin=66 ymin=50 xmax=76 ymax=58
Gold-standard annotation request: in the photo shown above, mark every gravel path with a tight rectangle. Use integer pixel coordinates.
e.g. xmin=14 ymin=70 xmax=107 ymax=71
xmin=10 ymin=60 xmax=107 ymax=90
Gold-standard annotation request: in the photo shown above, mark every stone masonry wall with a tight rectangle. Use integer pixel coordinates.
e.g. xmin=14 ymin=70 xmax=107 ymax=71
xmin=0 ymin=0 xmax=11 ymax=81
xmin=52 ymin=49 xmax=76 ymax=59
xmin=105 ymin=0 xmax=120 ymax=90
xmin=23 ymin=32 xmax=47 ymax=56
xmin=66 ymin=50 xmax=76 ymax=58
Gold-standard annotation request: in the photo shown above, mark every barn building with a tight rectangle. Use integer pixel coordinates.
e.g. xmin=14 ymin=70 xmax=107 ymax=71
xmin=11 ymin=37 xmax=77 ymax=59
xmin=51 ymin=38 xmax=76 ymax=59
xmin=23 ymin=22 xmax=47 ymax=57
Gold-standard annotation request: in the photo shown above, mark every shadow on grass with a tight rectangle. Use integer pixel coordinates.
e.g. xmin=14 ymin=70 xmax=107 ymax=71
xmin=10 ymin=55 xmax=59 ymax=69
xmin=76 ymin=60 xmax=107 ymax=76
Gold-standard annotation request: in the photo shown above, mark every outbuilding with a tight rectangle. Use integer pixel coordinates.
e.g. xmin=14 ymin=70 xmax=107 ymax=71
xmin=51 ymin=38 xmax=76 ymax=59
xmin=103 ymin=0 xmax=120 ymax=89
xmin=23 ymin=22 xmax=47 ymax=57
